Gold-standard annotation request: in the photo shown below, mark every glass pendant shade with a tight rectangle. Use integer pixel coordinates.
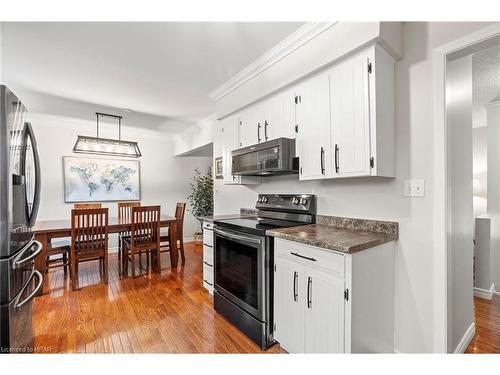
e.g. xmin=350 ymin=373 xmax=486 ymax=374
xmin=73 ymin=112 xmax=141 ymax=158
xmin=73 ymin=135 xmax=142 ymax=158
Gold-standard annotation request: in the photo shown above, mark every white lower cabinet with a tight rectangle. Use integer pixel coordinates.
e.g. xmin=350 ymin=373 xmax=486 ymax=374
xmin=273 ymin=238 xmax=395 ymax=353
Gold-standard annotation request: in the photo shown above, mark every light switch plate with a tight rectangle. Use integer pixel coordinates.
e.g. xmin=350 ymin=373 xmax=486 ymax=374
xmin=404 ymin=179 xmax=425 ymax=197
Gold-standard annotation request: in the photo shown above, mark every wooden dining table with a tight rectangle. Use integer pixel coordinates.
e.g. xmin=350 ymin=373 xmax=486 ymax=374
xmin=32 ymin=214 xmax=180 ymax=295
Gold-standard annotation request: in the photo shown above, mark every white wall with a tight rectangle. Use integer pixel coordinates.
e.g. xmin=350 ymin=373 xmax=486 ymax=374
xmin=175 ymin=21 xmax=496 ymax=353
xmin=487 ymin=99 xmax=500 ymax=290
xmin=473 ymin=127 xmax=487 ymax=217
xmin=446 ymin=55 xmax=474 ymax=353
xmin=28 ymin=112 xmax=212 ymax=248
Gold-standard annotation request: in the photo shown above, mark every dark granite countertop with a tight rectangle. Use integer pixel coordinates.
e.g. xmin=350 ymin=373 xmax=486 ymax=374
xmin=267 ymin=215 xmax=398 ymax=254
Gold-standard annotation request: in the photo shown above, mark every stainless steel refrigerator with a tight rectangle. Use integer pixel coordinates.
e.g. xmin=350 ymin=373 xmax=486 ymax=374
xmin=0 ymin=85 xmax=43 ymax=353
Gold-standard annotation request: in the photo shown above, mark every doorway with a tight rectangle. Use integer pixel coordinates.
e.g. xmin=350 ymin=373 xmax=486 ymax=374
xmin=437 ymin=25 xmax=500 ymax=353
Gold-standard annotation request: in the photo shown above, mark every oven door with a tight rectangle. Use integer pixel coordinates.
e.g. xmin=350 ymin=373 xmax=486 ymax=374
xmin=214 ymin=227 xmax=266 ymax=321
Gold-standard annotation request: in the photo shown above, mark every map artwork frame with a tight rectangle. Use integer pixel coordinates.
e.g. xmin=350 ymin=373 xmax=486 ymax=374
xmin=63 ymin=156 xmax=141 ymax=203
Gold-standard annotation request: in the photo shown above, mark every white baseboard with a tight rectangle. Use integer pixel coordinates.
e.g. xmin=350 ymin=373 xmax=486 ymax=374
xmin=454 ymin=322 xmax=475 ymax=353
xmin=474 ymin=283 xmax=495 ymax=300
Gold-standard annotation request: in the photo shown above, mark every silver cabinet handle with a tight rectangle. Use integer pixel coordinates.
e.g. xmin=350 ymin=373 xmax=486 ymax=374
xmin=291 ymin=252 xmax=316 ymax=262
xmin=257 ymin=122 xmax=262 ymax=143
xmin=203 ymin=261 xmax=213 ymax=267
xmin=264 ymin=120 xmax=269 ymax=141
xmin=335 ymin=144 xmax=339 ymax=173
xmin=320 ymin=147 xmax=325 ymax=175
xmin=307 ymin=276 xmax=312 ymax=309
xmin=293 ymin=271 xmax=298 ymax=302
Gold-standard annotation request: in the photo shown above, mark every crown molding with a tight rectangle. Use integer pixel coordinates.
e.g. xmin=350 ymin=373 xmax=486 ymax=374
xmin=208 ymin=22 xmax=336 ymax=101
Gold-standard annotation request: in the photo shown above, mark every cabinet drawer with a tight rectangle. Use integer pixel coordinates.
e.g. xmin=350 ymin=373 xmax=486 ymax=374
xmin=203 ymin=228 xmax=213 ymax=247
xmin=203 ymin=245 xmax=213 ymax=267
xmin=203 ymin=263 xmax=214 ymax=287
xmin=275 ymin=238 xmax=345 ymax=278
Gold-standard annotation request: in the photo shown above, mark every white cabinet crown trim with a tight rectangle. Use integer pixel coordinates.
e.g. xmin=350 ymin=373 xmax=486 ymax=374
xmin=208 ymin=22 xmax=336 ymax=101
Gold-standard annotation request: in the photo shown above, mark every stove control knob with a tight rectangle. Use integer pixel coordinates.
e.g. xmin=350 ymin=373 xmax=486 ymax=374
xmin=262 ymin=196 xmax=268 ymax=203
xmin=292 ymin=197 xmax=300 ymax=205
xmin=299 ymin=197 xmax=308 ymax=205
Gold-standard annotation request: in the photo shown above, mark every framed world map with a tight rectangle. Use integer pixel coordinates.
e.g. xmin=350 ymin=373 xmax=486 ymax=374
xmin=63 ymin=156 xmax=140 ymax=202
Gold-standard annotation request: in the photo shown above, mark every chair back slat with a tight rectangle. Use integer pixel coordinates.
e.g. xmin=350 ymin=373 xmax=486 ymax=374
xmin=118 ymin=201 xmax=141 ymax=220
xmin=131 ymin=205 xmax=161 ymax=246
xmin=175 ymin=202 xmax=186 ymax=238
xmin=71 ymin=208 xmax=108 ymax=254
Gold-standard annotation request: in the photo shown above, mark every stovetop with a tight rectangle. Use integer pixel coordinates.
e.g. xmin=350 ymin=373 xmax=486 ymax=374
xmin=215 ymin=216 xmax=306 ymax=236
xmin=214 ymin=194 xmax=317 ymax=236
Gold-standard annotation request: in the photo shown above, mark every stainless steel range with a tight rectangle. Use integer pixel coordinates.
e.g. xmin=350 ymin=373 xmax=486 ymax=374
xmin=213 ymin=194 xmax=316 ymax=350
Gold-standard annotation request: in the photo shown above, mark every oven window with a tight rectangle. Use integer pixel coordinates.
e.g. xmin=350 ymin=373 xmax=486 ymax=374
xmin=215 ymin=235 xmax=258 ymax=310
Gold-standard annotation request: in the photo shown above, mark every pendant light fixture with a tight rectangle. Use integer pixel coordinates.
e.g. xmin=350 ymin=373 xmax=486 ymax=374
xmin=73 ymin=112 xmax=142 ymax=158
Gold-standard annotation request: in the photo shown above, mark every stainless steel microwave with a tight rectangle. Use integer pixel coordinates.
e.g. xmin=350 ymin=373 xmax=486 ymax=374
xmin=231 ymin=137 xmax=299 ymax=176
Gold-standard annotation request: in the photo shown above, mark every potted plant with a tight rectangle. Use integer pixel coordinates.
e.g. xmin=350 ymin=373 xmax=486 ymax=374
xmin=187 ymin=167 xmax=213 ymax=242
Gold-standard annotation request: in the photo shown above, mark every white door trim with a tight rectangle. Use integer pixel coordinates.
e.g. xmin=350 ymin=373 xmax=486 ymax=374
xmin=433 ymin=23 xmax=500 ymax=353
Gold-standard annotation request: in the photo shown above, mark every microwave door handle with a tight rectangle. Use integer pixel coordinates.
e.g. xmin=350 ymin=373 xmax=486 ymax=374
xmin=214 ymin=227 xmax=262 ymax=245
xmin=21 ymin=122 xmax=41 ymax=227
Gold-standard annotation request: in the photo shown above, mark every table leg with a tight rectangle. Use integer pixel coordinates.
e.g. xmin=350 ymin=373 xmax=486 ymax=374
xmin=34 ymin=232 xmax=48 ymax=295
xmin=169 ymin=221 xmax=179 ymax=268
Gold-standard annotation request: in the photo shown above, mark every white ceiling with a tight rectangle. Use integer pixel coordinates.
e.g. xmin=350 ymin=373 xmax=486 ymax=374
xmin=473 ymin=44 xmax=500 ymax=128
xmin=1 ymin=22 xmax=304 ymax=134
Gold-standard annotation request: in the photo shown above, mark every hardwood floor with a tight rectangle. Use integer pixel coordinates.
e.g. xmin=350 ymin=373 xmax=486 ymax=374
xmin=33 ymin=242 xmax=284 ymax=354
xmin=466 ymin=295 xmax=500 ymax=353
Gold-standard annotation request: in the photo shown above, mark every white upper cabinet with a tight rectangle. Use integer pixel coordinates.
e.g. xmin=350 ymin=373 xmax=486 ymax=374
xmin=265 ymin=88 xmax=296 ymax=141
xmin=329 ymin=48 xmax=371 ymax=177
xmin=220 ymin=43 xmax=395 ymax=182
xmin=329 ymin=45 xmax=395 ymax=178
xmin=295 ymin=71 xmax=332 ymax=180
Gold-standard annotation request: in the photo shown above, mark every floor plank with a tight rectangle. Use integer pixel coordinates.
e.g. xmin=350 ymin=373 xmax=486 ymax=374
xmin=466 ymin=295 xmax=500 ymax=353
xmin=33 ymin=242 xmax=284 ymax=354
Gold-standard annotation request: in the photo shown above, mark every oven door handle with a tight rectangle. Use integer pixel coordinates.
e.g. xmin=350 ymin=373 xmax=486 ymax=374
xmin=213 ymin=227 xmax=262 ymax=245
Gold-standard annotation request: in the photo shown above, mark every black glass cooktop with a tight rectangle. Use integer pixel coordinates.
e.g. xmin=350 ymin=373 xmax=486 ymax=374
xmin=214 ymin=216 xmax=302 ymax=236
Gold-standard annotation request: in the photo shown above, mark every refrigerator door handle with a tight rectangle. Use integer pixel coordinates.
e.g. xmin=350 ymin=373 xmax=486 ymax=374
xmin=13 ymin=240 xmax=43 ymax=269
xmin=21 ymin=122 xmax=41 ymax=227
xmin=14 ymin=270 xmax=43 ymax=310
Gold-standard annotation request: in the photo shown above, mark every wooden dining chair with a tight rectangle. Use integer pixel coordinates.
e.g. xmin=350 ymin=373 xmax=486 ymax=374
xmin=117 ymin=202 xmax=141 ymax=262
xmin=122 ymin=205 xmax=161 ymax=277
xmin=44 ymin=203 xmax=104 ymax=276
xmin=74 ymin=203 xmax=102 ymax=209
xmin=70 ymin=208 xmax=109 ymax=291
xmin=160 ymin=202 xmax=186 ymax=264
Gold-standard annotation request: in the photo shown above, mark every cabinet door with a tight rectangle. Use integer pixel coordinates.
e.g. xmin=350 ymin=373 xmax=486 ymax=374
xmin=295 ymin=72 xmax=331 ymax=180
xmin=304 ymin=268 xmax=345 ymax=353
xmin=221 ymin=116 xmax=240 ymax=184
xmin=265 ymin=88 xmax=296 ymax=141
xmin=330 ymin=51 xmax=371 ymax=177
xmin=274 ymin=256 xmax=305 ymax=353
xmin=239 ymin=106 xmax=261 ymax=147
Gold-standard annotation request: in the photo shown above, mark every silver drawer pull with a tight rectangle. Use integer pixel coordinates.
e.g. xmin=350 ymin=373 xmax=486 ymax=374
xmin=203 ymin=261 xmax=213 ymax=267
xmin=290 ymin=252 xmax=317 ymax=262
xmin=204 ymin=279 xmax=213 ymax=286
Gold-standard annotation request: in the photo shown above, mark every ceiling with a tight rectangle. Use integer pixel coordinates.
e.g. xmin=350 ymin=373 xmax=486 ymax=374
xmin=473 ymin=44 xmax=500 ymax=128
xmin=1 ymin=22 xmax=304 ymax=134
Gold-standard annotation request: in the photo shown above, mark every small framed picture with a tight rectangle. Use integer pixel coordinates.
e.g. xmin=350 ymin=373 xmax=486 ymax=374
xmin=215 ymin=157 xmax=223 ymax=179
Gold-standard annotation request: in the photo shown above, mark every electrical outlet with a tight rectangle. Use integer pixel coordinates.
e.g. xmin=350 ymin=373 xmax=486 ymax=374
xmin=404 ymin=179 xmax=425 ymax=197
